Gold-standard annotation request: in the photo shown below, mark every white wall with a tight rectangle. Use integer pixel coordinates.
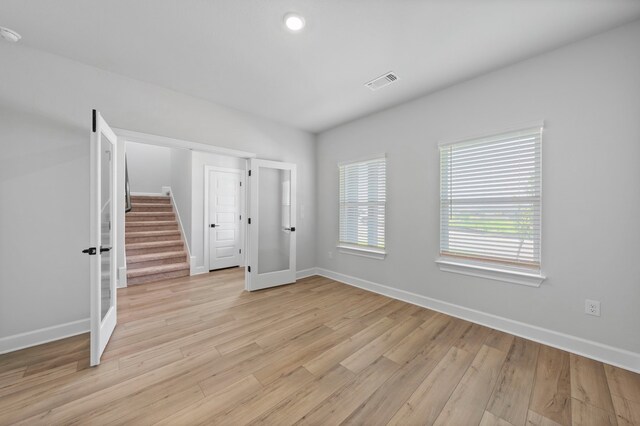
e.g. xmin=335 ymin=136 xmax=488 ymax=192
xmin=125 ymin=142 xmax=172 ymax=194
xmin=170 ymin=148 xmax=193 ymax=248
xmin=0 ymin=42 xmax=316 ymax=349
xmin=190 ymin=151 xmax=246 ymax=273
xmin=316 ymin=20 xmax=640 ymax=359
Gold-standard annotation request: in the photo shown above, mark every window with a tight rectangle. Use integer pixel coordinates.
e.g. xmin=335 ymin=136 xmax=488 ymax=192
xmin=338 ymin=155 xmax=386 ymax=257
xmin=438 ymin=125 xmax=544 ymax=285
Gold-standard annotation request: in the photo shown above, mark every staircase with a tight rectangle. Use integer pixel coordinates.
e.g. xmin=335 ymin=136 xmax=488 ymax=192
xmin=125 ymin=195 xmax=190 ymax=285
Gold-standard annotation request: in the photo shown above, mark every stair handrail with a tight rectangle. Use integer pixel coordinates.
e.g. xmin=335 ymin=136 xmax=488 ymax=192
xmin=125 ymin=155 xmax=132 ymax=213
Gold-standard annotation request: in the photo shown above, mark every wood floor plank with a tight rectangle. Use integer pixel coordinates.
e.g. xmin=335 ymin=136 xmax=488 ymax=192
xmin=484 ymin=329 xmax=516 ymax=353
xmin=383 ymin=313 xmax=451 ymax=364
xmin=611 ymin=394 xmax=640 ymax=426
xmin=570 ymin=354 xmax=616 ymax=414
xmin=605 ymin=365 xmax=640 ymax=404
xmin=480 ymin=410 xmax=516 ymax=426
xmin=156 ymin=375 xmax=263 ymax=425
xmin=340 ymin=316 xmax=424 ymax=373
xmin=296 ymin=356 xmax=400 ymax=425
xmin=487 ymin=337 xmax=540 ymax=426
xmin=212 ymin=367 xmax=316 ymax=425
xmin=248 ymin=365 xmax=355 ymax=425
xmin=1 ymin=268 xmax=636 ymax=425
xmin=303 ymin=317 xmax=396 ymax=376
xmin=343 ymin=317 xmax=475 ymax=426
xmin=526 ymin=410 xmax=564 ymax=426
xmin=387 ymin=346 xmax=475 ymax=426
xmin=571 ymin=397 xmax=618 ymax=426
xmin=433 ymin=345 xmax=508 ymax=426
xmin=530 ymin=346 xmax=572 ymax=426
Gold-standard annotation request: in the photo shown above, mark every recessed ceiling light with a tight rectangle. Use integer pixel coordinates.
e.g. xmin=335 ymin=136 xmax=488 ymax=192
xmin=0 ymin=26 xmax=21 ymax=43
xmin=284 ymin=13 xmax=305 ymax=32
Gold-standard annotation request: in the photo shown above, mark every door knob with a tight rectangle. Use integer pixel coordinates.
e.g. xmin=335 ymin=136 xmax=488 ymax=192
xmin=210 ymin=224 xmax=216 ymax=228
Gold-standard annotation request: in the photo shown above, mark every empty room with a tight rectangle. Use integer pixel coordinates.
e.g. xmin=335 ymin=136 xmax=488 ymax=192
xmin=1 ymin=1 xmax=640 ymax=425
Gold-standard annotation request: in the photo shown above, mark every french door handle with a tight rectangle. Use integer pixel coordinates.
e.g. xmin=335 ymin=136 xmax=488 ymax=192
xmin=82 ymin=247 xmax=97 ymax=255
xmin=285 ymin=227 xmax=296 ymax=232
xmin=100 ymin=247 xmax=112 ymax=253
xmin=210 ymin=224 xmax=216 ymax=228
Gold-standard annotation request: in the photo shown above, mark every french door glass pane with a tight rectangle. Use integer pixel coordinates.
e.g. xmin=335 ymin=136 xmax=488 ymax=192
xmin=100 ymin=135 xmax=113 ymax=321
xmin=258 ymin=167 xmax=291 ymax=274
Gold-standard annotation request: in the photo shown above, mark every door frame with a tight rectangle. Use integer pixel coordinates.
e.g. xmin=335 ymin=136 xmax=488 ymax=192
xmin=112 ymin=128 xmax=256 ymax=291
xmin=203 ymin=165 xmax=246 ymax=271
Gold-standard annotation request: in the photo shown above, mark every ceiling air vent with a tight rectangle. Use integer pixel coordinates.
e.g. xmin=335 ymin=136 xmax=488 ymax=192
xmin=365 ymin=72 xmax=399 ymax=91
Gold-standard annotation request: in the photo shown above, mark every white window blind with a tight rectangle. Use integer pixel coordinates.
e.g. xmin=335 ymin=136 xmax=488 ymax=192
xmin=339 ymin=156 xmax=386 ymax=251
xmin=440 ymin=126 xmax=542 ymax=269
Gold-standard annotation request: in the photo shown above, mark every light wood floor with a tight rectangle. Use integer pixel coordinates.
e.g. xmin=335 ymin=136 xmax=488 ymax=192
xmin=1 ymin=269 xmax=639 ymax=426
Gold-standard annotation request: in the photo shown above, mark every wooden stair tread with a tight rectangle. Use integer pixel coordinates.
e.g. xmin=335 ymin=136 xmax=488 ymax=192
xmin=127 ymin=251 xmax=187 ymax=264
xmin=126 ymin=230 xmax=180 ymax=237
xmin=127 ymin=262 xmax=189 ymax=278
xmin=125 ymin=195 xmax=189 ymax=284
xmin=126 ymin=240 xmax=183 ymax=249
xmin=130 ymin=195 xmax=170 ymax=200
xmin=126 ymin=212 xmax=175 ymax=217
xmin=126 ymin=221 xmax=178 ymax=226
xmin=131 ymin=202 xmax=172 ymax=208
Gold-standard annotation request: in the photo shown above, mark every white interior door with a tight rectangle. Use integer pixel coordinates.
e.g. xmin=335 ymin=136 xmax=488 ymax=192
xmin=208 ymin=168 xmax=242 ymax=270
xmin=86 ymin=110 xmax=117 ymax=366
xmin=247 ymin=159 xmax=296 ymax=291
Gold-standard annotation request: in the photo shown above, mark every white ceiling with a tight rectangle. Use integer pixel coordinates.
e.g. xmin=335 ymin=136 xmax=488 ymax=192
xmin=1 ymin=1 xmax=640 ymax=133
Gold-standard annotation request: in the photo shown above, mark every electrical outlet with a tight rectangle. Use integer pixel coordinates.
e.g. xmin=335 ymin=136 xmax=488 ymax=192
xmin=328 ymin=251 xmax=333 ymax=259
xmin=585 ymin=299 xmax=600 ymax=317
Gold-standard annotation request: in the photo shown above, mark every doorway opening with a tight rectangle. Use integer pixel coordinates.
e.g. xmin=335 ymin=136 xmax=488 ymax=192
xmin=89 ymin=118 xmax=298 ymax=366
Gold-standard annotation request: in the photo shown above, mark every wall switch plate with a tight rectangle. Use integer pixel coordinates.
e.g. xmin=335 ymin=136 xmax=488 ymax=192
xmin=585 ymin=299 xmax=601 ymax=316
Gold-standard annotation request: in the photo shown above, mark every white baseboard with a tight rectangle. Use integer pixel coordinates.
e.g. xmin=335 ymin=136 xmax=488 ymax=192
xmin=191 ymin=262 xmax=207 ymax=276
xmin=0 ymin=318 xmax=90 ymax=355
xmin=296 ymin=268 xmax=319 ymax=280
xmin=117 ymin=266 xmax=128 ymax=288
xmin=315 ymin=267 xmax=640 ymax=373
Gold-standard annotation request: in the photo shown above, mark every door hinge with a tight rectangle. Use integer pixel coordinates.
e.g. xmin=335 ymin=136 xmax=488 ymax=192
xmin=248 ymin=266 xmax=251 ymax=272
xmin=92 ymin=109 xmax=96 ymax=133
xmin=248 ymin=170 xmax=251 ymax=176
xmin=239 ymin=214 xmax=242 ymax=220
xmin=239 ymin=249 xmax=242 ymax=254
xmin=82 ymin=247 xmax=97 ymax=255
xmin=248 ymin=218 xmax=251 ymax=224
xmin=239 ymin=181 xmax=242 ymax=187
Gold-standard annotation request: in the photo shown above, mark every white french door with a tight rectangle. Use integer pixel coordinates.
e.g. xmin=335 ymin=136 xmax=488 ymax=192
xmin=86 ymin=110 xmax=117 ymax=366
xmin=247 ymin=159 xmax=296 ymax=291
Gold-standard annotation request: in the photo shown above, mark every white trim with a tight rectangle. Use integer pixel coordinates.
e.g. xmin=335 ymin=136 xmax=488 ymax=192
xmin=436 ymin=258 xmax=545 ymax=287
xmin=114 ymin=128 xmax=256 ymax=159
xmin=337 ymin=152 xmax=386 ymax=167
xmin=296 ymin=268 xmax=319 ymax=280
xmin=314 ymin=267 xmax=640 ymax=374
xmin=438 ymin=120 xmax=545 ymax=147
xmin=130 ymin=191 xmax=164 ymax=197
xmin=117 ymin=266 xmax=127 ymax=288
xmin=191 ymin=261 xmax=207 ymax=276
xmin=165 ymin=187 xmax=192 ymax=259
xmin=337 ymin=245 xmax=387 ymax=260
xmin=0 ymin=319 xmax=90 ymax=355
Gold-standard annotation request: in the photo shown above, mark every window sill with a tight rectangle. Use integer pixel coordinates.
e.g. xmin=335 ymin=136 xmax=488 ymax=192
xmin=337 ymin=245 xmax=386 ymax=260
xmin=435 ymin=257 xmax=545 ymax=287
